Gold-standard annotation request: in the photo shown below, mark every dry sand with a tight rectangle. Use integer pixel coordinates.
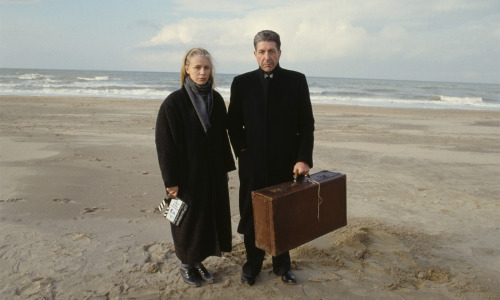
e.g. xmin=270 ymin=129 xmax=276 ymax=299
xmin=0 ymin=95 xmax=499 ymax=299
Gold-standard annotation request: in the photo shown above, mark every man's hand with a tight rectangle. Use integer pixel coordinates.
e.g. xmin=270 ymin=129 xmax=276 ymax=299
xmin=293 ymin=162 xmax=310 ymax=176
xmin=166 ymin=186 xmax=178 ymax=197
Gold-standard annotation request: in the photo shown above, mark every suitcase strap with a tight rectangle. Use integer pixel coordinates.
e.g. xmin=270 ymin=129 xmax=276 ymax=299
xmin=307 ymin=177 xmax=324 ymax=221
xmin=293 ymin=173 xmax=324 ymax=221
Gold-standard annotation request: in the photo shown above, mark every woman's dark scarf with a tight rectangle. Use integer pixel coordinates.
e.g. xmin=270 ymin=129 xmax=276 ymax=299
xmin=184 ymin=76 xmax=213 ymax=133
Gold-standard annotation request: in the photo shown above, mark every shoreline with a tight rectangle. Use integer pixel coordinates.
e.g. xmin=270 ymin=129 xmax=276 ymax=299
xmin=2 ymin=94 xmax=500 ymax=112
xmin=1 ymin=95 xmax=499 ymax=299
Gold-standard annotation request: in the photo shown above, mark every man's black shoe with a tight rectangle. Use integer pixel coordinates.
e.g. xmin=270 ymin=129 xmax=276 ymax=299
xmin=281 ymin=270 xmax=297 ymax=285
xmin=194 ymin=262 xmax=214 ymax=283
xmin=179 ymin=265 xmax=201 ymax=287
xmin=240 ymin=272 xmax=256 ymax=286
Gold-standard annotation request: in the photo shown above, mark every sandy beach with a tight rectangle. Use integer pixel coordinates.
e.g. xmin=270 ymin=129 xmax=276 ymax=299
xmin=0 ymin=95 xmax=499 ymax=299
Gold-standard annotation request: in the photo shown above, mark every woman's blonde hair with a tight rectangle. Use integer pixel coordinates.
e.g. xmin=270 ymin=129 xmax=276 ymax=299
xmin=180 ymin=48 xmax=215 ymax=86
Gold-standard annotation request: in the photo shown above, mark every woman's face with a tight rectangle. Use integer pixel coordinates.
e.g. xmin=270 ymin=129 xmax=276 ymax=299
xmin=185 ymin=55 xmax=211 ymax=85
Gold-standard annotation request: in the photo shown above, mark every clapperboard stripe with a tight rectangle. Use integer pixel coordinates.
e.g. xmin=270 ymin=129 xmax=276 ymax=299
xmin=157 ymin=198 xmax=169 ymax=213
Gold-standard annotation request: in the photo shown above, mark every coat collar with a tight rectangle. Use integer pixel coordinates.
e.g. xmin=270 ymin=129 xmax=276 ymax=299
xmin=256 ymin=64 xmax=282 ymax=78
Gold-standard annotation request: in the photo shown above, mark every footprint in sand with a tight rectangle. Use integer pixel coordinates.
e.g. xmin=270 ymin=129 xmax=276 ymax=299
xmin=62 ymin=232 xmax=93 ymax=242
xmin=14 ymin=277 xmax=55 ymax=298
xmin=54 ymin=232 xmax=94 ymax=257
xmin=82 ymin=207 xmax=110 ymax=214
xmin=141 ymin=243 xmax=176 ymax=273
xmin=52 ymin=198 xmax=74 ymax=204
xmin=0 ymin=198 xmax=26 ymax=203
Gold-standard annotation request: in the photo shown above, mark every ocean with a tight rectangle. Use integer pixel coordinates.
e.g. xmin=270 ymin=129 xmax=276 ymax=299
xmin=1 ymin=68 xmax=499 ymax=110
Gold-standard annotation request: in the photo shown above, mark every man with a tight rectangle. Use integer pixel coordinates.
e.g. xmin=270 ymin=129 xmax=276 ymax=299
xmin=227 ymin=30 xmax=315 ymax=286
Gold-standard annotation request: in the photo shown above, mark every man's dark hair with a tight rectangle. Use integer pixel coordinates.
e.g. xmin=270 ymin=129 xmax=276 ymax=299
xmin=253 ymin=30 xmax=281 ymax=51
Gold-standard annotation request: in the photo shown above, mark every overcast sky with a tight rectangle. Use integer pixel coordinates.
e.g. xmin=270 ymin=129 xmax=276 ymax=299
xmin=1 ymin=0 xmax=499 ymax=83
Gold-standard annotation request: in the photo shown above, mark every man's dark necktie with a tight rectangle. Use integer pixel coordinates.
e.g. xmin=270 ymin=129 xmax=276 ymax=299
xmin=263 ymin=75 xmax=271 ymax=92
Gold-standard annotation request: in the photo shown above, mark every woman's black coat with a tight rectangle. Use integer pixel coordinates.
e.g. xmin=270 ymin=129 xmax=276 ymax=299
xmin=227 ymin=65 xmax=315 ymax=235
xmin=155 ymin=86 xmax=236 ymax=264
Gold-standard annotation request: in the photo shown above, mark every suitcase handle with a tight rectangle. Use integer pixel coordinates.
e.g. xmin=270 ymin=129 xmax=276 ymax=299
xmin=293 ymin=171 xmax=311 ymax=183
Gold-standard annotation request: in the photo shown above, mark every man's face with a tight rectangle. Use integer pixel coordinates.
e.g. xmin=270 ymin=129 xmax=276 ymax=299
xmin=254 ymin=41 xmax=281 ymax=75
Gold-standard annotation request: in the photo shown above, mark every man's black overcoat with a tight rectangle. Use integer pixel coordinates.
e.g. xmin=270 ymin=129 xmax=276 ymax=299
xmin=155 ymin=86 xmax=236 ymax=264
xmin=227 ymin=65 xmax=315 ymax=235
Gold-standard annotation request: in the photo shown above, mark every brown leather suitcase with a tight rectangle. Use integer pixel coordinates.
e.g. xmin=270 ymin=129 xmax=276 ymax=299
xmin=252 ymin=171 xmax=346 ymax=256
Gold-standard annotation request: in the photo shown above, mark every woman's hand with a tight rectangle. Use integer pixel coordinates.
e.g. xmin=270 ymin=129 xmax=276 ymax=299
xmin=166 ymin=186 xmax=179 ymax=197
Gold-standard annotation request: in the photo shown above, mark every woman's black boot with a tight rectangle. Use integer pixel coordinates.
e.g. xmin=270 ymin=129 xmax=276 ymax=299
xmin=194 ymin=262 xmax=214 ymax=283
xmin=179 ymin=264 xmax=201 ymax=287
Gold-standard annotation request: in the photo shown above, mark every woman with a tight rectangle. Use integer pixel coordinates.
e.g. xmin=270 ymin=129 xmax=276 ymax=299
xmin=155 ymin=48 xmax=235 ymax=287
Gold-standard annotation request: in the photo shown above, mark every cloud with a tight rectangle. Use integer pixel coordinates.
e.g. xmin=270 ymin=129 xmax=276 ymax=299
xmin=135 ymin=0 xmax=500 ymax=82
xmin=137 ymin=1 xmax=373 ymax=64
xmin=170 ymin=0 xmax=263 ymax=14
xmin=136 ymin=1 xmax=385 ymax=52
xmin=139 ymin=20 xmax=196 ymax=47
